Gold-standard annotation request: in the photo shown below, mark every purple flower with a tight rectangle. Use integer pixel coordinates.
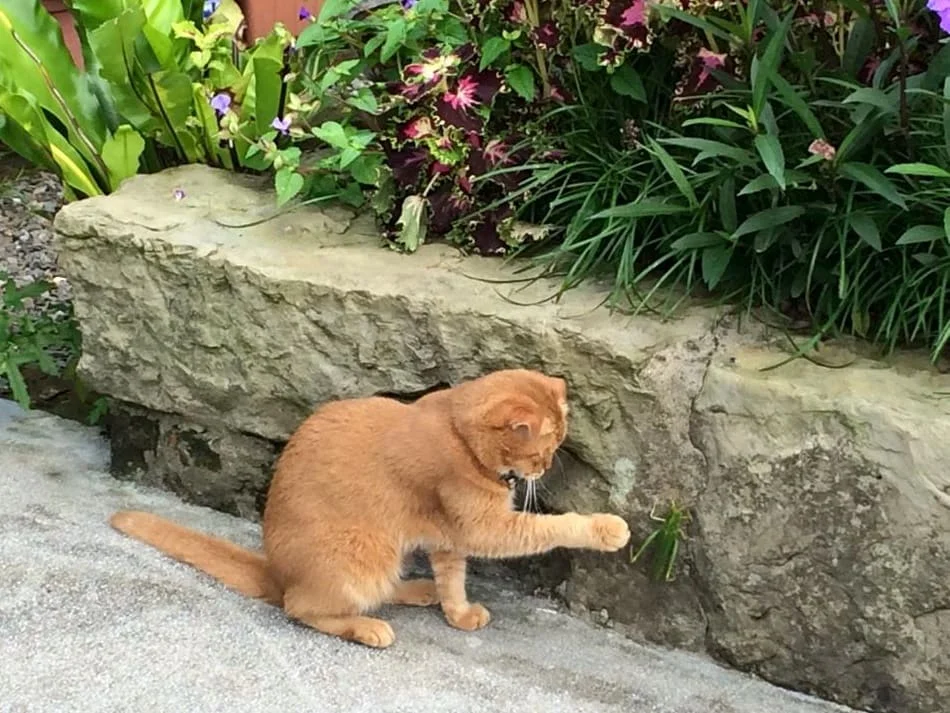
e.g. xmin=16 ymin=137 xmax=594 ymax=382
xmin=271 ymin=116 xmax=291 ymax=135
xmin=210 ymin=92 xmax=231 ymax=116
xmin=929 ymin=0 xmax=950 ymax=33
xmin=173 ymin=188 xmax=186 ymax=201
xmin=202 ymin=0 xmax=220 ymax=19
xmin=298 ymin=5 xmax=312 ymax=20
xmin=401 ymin=0 xmax=417 ymax=9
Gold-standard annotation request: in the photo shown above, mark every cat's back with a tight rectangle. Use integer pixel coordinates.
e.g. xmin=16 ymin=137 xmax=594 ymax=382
xmin=272 ymin=395 xmax=453 ymax=485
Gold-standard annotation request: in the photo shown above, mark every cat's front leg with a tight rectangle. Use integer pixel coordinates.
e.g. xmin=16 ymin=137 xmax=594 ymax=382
xmin=429 ymin=550 xmax=491 ymax=631
xmin=453 ymin=510 xmax=630 ymax=559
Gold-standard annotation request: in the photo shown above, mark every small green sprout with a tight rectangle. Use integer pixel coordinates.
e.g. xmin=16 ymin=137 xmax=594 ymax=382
xmin=629 ymin=500 xmax=691 ymax=582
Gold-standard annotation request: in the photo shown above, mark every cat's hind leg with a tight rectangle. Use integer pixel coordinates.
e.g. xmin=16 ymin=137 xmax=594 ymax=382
xmin=277 ymin=531 xmax=401 ymax=648
xmin=388 ymin=578 xmax=438 ymax=606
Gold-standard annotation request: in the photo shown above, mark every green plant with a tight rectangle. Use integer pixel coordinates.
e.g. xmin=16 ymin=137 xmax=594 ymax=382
xmin=0 ymin=274 xmax=79 ymax=410
xmin=0 ymin=0 xmax=298 ymax=201
xmin=629 ymin=500 xmax=690 ymax=583
xmin=507 ymin=1 xmax=950 ymax=360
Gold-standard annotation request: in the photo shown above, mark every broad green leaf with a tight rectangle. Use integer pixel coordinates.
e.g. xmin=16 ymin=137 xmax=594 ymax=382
xmin=754 ymin=133 xmax=786 ymax=190
xmin=251 ymin=55 xmax=283 ymax=134
xmin=670 ymin=232 xmax=723 ymax=250
xmin=362 ymin=31 xmax=386 ymax=57
xmin=839 ymin=162 xmax=907 ymax=209
xmin=297 ymin=22 xmax=329 ymax=48
xmin=896 ymin=225 xmax=944 ymax=245
xmin=274 ymin=168 xmax=303 ymax=206
xmin=923 ymin=43 xmax=950 ymax=92
xmin=885 ymin=163 xmax=950 ymax=179
xmin=646 ymin=139 xmax=697 ymax=207
xmin=842 ymin=17 xmax=876 ymax=79
xmin=592 ymin=198 xmax=691 ymax=220
xmin=67 ymin=0 xmax=126 ymax=30
xmin=346 ymin=88 xmax=378 ymax=114
xmin=192 ymin=82 xmax=228 ymax=166
xmin=945 ymin=207 xmax=950 ymax=243
xmin=739 ymin=174 xmax=781 ymax=195
xmin=682 ymin=117 xmax=747 ymax=130
xmin=718 ymin=176 xmax=738 ymax=232
xmin=753 ymin=10 xmax=793 ymax=116
xmin=317 ymin=0 xmax=354 ymax=23
xmin=0 ymin=0 xmax=109 ymax=181
xmin=837 ymin=113 xmax=886 ymax=162
xmin=505 ymin=64 xmax=535 ymax=101
xmin=770 ymin=73 xmax=824 ymax=138
xmin=101 ymin=124 xmax=145 ymax=190
xmin=339 ymin=146 xmax=361 ymax=168
xmin=882 ymin=0 xmax=900 ymax=24
xmin=732 ymin=206 xmax=806 ymax=240
xmin=753 ymin=227 xmax=778 ymax=253
xmin=702 ymin=245 xmax=733 ymax=289
xmin=3 ymin=360 xmax=30 ymax=409
xmin=0 ymin=94 xmax=56 ymax=171
xmin=572 ymin=43 xmax=600 ymax=71
xmin=610 ymin=64 xmax=646 ymax=102
xmin=313 ymin=121 xmax=350 ymax=149
xmin=479 ymin=37 xmax=510 ymax=69
xmin=850 ymin=212 xmax=881 ymax=251
xmin=651 ymin=5 xmax=732 ymax=41
xmin=395 ymin=195 xmax=428 ymax=252
xmin=141 ymin=0 xmax=185 ymax=37
xmin=660 ymin=138 xmax=754 ymax=165
xmin=348 ymin=154 xmax=381 ymax=185
xmin=842 ymin=86 xmax=897 ymax=113
xmin=381 ymin=19 xmax=407 ymax=62
xmin=0 ymin=90 xmax=102 ymax=197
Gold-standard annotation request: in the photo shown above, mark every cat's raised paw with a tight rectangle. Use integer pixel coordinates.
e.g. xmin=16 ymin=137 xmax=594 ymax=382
xmin=444 ymin=602 xmax=492 ymax=631
xmin=589 ymin=514 xmax=631 ymax=552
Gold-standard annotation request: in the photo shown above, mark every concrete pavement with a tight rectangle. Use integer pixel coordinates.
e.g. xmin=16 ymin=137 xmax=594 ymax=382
xmin=0 ymin=400 xmax=860 ymax=713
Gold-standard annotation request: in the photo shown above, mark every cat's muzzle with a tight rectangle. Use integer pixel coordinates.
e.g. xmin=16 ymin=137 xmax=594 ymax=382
xmin=499 ymin=471 xmax=519 ymax=489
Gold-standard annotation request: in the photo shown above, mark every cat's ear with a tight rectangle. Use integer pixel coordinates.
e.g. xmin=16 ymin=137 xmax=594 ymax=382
xmin=482 ymin=398 xmax=540 ymax=437
xmin=504 ymin=405 xmax=541 ymax=439
xmin=549 ymin=376 xmax=567 ymax=401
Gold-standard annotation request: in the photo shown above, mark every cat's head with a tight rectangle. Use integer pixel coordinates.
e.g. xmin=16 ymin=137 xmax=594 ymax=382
xmin=457 ymin=369 xmax=569 ymax=483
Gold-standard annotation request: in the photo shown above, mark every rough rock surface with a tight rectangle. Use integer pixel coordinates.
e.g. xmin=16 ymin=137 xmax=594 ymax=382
xmin=54 ymin=165 xmax=950 ymax=713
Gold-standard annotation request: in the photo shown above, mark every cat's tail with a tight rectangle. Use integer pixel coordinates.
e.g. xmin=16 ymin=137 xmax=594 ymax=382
xmin=109 ymin=510 xmax=282 ymax=606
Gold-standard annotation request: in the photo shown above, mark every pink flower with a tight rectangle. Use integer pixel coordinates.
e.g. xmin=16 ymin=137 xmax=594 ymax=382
xmin=444 ymin=75 xmax=480 ymax=111
xmin=620 ymin=0 xmax=646 ymax=26
xmin=505 ymin=1 xmax=527 ymax=23
xmin=697 ymin=48 xmax=726 ymax=85
xmin=808 ymin=139 xmax=837 ymax=161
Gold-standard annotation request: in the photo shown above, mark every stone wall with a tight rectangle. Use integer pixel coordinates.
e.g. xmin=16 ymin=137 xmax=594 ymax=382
xmin=54 ymin=165 xmax=950 ymax=713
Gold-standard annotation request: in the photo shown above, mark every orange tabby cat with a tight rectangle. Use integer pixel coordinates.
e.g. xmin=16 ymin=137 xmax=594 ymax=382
xmin=111 ymin=368 xmax=631 ymax=648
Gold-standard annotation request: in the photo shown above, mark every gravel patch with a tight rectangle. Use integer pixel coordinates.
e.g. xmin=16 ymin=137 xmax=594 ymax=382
xmin=0 ymin=156 xmax=78 ymax=400
xmin=0 ymin=162 xmax=72 ymax=311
